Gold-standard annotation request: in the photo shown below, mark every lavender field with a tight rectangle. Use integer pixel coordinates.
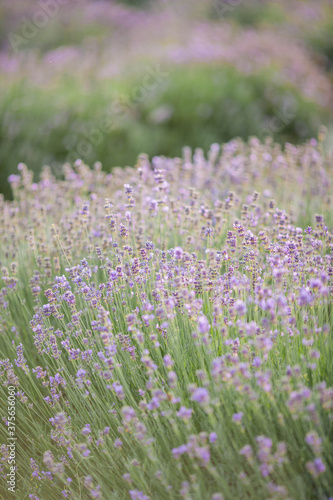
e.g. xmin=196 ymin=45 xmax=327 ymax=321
xmin=1 ymin=1 xmax=333 ymax=499
xmin=1 ymin=135 xmax=333 ymax=499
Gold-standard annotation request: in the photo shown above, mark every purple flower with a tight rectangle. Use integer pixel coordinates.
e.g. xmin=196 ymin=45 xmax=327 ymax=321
xmin=234 ymin=300 xmax=247 ymax=316
xmin=176 ymin=406 xmax=193 ymax=422
xmin=232 ymin=412 xmax=243 ymax=423
xmin=129 ymin=490 xmax=150 ymax=500
xmin=163 ymin=354 xmax=174 ymax=369
xmin=112 ymin=382 xmax=125 ymax=400
xmin=239 ymin=445 xmax=253 ymax=460
xmin=198 ymin=316 xmax=210 ymax=334
xmin=209 ymin=432 xmax=217 ymax=443
xmin=256 ymin=436 xmax=272 ymax=451
xmin=305 ymin=431 xmax=322 ymax=454
xmin=91 ymin=486 xmax=102 ymax=499
xmin=196 ymin=446 xmax=210 ymax=463
xmin=298 ymin=288 xmax=313 ymax=306
xmin=114 ymin=438 xmax=122 ymax=449
xmin=14 ymin=343 xmax=29 ymax=373
xmin=306 ymin=458 xmax=326 ymax=477
xmin=77 ymin=443 xmax=90 ymax=457
xmin=191 ymin=387 xmax=210 ymax=405
xmin=174 ymin=247 xmax=183 ymax=260
xmin=82 ymin=424 xmax=91 ymax=436
xmin=172 ymin=444 xmax=188 ymax=459
xmin=147 ymin=397 xmax=160 ymax=410
xmin=259 ymin=463 xmax=270 ymax=477
xmin=168 ymin=371 xmax=177 ymax=388
xmin=309 ymin=278 xmax=322 ymax=291
xmin=252 ymin=357 xmax=261 ymax=367
xmin=8 ymin=174 xmax=21 ymax=184
xmin=121 ymin=406 xmax=136 ymax=422
xmin=180 ymin=482 xmax=190 ymax=496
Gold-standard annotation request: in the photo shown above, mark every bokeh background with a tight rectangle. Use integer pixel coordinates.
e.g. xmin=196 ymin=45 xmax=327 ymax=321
xmin=1 ymin=0 xmax=333 ymax=198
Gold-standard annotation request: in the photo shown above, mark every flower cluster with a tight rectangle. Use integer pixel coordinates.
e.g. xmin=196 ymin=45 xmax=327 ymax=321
xmin=0 ymin=137 xmax=332 ymax=499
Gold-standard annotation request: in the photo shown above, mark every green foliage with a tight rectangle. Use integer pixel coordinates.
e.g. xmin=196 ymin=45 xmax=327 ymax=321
xmin=209 ymin=1 xmax=286 ymax=27
xmin=307 ymin=18 xmax=333 ymax=71
xmin=116 ymin=0 xmax=152 ymax=7
xmin=0 ymin=63 xmax=328 ymax=198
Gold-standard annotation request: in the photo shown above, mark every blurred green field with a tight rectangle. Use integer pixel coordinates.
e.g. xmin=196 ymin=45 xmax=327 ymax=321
xmin=0 ymin=0 xmax=333 ymax=198
xmin=1 ymin=64 xmax=329 ymax=198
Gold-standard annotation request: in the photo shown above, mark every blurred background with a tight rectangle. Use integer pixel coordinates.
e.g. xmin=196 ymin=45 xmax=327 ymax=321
xmin=1 ymin=0 xmax=333 ymax=198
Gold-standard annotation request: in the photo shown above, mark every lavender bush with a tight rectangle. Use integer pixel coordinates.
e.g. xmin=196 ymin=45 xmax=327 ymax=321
xmin=0 ymin=135 xmax=332 ymax=499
